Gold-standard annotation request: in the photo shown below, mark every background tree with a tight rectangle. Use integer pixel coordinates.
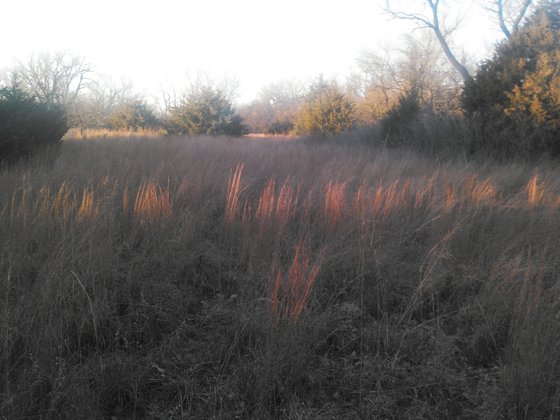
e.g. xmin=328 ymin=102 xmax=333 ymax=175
xmin=166 ymin=84 xmax=246 ymax=136
xmin=0 ymin=84 xmax=67 ymax=163
xmin=11 ymin=52 xmax=91 ymax=106
xmin=462 ymin=0 xmax=560 ymax=157
xmin=294 ymin=78 xmax=355 ymax=136
xmin=384 ymin=0 xmax=473 ymax=83
xmin=485 ymin=0 xmax=534 ymax=38
xmin=240 ymin=79 xmax=305 ymax=133
xmin=239 ymin=99 xmax=275 ymax=133
xmin=350 ymin=32 xmax=464 ymax=124
xmin=66 ymin=78 xmax=136 ymax=132
xmin=109 ymin=99 xmax=159 ymax=131
xmin=379 ymin=88 xmax=422 ymax=147
xmin=384 ymin=0 xmax=535 ymax=84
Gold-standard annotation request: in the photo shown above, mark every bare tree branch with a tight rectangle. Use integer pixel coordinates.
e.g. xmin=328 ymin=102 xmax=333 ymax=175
xmin=385 ymin=0 xmax=473 ymax=84
xmin=493 ymin=0 xmax=533 ymax=37
xmin=497 ymin=0 xmax=512 ymax=37
xmin=512 ymin=0 xmax=532 ymax=33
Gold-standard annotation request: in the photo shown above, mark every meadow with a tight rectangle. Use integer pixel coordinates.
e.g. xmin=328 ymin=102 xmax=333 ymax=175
xmin=1 ymin=133 xmax=560 ymax=418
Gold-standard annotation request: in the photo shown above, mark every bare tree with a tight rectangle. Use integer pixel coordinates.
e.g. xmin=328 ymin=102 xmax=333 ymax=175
xmin=159 ymin=84 xmax=181 ymax=117
xmin=385 ymin=0 xmax=473 ymax=83
xmin=351 ymin=32 xmax=464 ymax=122
xmin=486 ymin=0 xmax=534 ymax=37
xmin=385 ymin=0 xmax=535 ymax=83
xmin=259 ymin=79 xmax=305 ymax=117
xmin=159 ymin=72 xmax=240 ymax=118
xmin=66 ymin=78 xmax=137 ymax=132
xmin=348 ymin=45 xmax=403 ymax=121
xmin=237 ymin=79 xmax=306 ymax=133
xmin=89 ymin=78 xmax=136 ymax=112
xmin=12 ymin=51 xmax=92 ymax=106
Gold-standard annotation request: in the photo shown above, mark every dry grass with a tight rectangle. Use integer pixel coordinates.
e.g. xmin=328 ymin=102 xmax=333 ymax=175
xmin=133 ymin=181 xmax=172 ymax=223
xmin=1 ymin=133 xmax=560 ymax=418
xmin=65 ymin=127 xmax=166 ymax=139
xmin=225 ymin=162 xmax=244 ymax=224
xmin=269 ymin=238 xmax=323 ymax=322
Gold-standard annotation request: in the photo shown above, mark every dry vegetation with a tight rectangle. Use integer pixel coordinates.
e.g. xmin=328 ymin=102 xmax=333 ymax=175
xmin=1 ymin=134 xmax=560 ymax=418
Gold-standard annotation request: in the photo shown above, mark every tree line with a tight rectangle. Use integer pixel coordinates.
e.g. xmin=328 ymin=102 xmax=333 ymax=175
xmin=0 ymin=0 xmax=558 ymax=162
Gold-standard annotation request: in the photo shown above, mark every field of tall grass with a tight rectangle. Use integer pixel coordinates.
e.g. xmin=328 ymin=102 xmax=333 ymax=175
xmin=1 ymin=133 xmax=560 ymax=418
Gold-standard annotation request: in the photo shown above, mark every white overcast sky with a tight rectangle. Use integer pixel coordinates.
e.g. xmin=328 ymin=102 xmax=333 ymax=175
xmin=1 ymin=0 xmax=503 ymax=103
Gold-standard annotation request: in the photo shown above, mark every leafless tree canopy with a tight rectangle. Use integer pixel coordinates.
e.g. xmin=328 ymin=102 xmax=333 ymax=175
xmin=239 ymin=79 xmax=305 ymax=133
xmin=384 ymin=0 xmax=534 ymax=84
xmin=159 ymin=72 xmax=240 ymax=117
xmin=66 ymin=78 xmax=138 ymax=131
xmin=12 ymin=52 xmax=92 ymax=106
xmin=349 ymin=32 xmax=464 ymax=122
xmin=486 ymin=0 xmax=534 ymax=37
xmin=384 ymin=0 xmax=473 ymax=83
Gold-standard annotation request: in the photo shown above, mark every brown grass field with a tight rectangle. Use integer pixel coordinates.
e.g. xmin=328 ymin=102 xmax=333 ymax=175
xmin=1 ymin=133 xmax=560 ymax=418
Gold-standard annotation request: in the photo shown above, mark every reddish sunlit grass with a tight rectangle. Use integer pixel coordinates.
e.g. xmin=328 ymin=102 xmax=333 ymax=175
xmin=133 ymin=181 xmax=172 ymax=223
xmin=269 ymin=240 xmax=323 ymax=322
xmin=352 ymin=181 xmax=369 ymax=219
xmin=443 ymin=176 xmax=497 ymax=210
xmin=368 ymin=179 xmax=414 ymax=219
xmin=526 ymin=174 xmax=545 ymax=208
xmin=4 ymin=135 xmax=560 ymax=418
xmin=275 ymin=179 xmax=297 ymax=229
xmin=464 ymin=175 xmax=497 ymax=207
xmin=256 ymin=178 xmax=276 ymax=228
xmin=51 ymin=183 xmax=77 ymax=221
xmin=225 ymin=163 xmax=244 ymax=224
xmin=324 ymin=180 xmax=347 ymax=227
xmin=445 ymin=183 xmax=457 ymax=209
xmin=78 ymin=188 xmax=96 ymax=219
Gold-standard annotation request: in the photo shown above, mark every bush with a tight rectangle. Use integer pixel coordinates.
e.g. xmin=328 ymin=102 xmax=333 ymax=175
xmin=0 ymin=85 xmax=68 ymax=163
xmin=379 ymin=88 xmax=421 ymax=147
xmin=462 ymin=1 xmax=560 ymax=158
xmin=294 ymin=82 xmax=355 ymax=136
xmin=108 ymin=100 xmax=159 ymax=131
xmin=265 ymin=119 xmax=294 ymax=135
xmin=166 ymin=86 xmax=246 ymax=136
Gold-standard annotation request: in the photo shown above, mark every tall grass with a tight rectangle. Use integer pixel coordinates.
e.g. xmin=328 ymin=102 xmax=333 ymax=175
xmin=269 ymin=238 xmax=323 ymax=322
xmin=1 ymin=133 xmax=560 ymax=417
xmin=225 ymin=162 xmax=245 ymax=225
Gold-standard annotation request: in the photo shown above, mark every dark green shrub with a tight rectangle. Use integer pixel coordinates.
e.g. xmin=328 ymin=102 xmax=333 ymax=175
xmin=379 ymin=88 xmax=421 ymax=147
xmin=462 ymin=1 xmax=560 ymax=158
xmin=0 ymin=85 xmax=68 ymax=163
xmin=166 ymin=86 xmax=246 ymax=136
xmin=265 ymin=119 xmax=294 ymax=135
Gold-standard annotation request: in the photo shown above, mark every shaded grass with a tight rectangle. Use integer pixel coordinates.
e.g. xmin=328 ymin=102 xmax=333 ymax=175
xmin=1 ymin=134 xmax=560 ymax=418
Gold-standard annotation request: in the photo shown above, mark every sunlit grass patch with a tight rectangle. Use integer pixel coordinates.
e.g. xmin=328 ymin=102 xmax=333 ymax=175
xmin=2 ymin=134 xmax=560 ymax=418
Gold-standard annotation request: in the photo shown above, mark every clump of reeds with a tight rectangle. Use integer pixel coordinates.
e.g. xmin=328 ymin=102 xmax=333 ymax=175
xmin=225 ymin=163 xmax=244 ymax=224
xmin=526 ymin=174 xmax=545 ymax=208
xmin=255 ymin=178 xmax=276 ymax=228
xmin=133 ymin=181 xmax=172 ymax=223
xmin=78 ymin=188 xmax=96 ymax=219
xmin=269 ymin=240 xmax=323 ymax=322
xmin=464 ymin=175 xmax=497 ymax=207
xmin=275 ymin=178 xmax=298 ymax=230
xmin=324 ymin=180 xmax=346 ymax=227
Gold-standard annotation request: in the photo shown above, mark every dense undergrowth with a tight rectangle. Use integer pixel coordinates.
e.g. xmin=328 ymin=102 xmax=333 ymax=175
xmin=1 ymin=135 xmax=560 ymax=418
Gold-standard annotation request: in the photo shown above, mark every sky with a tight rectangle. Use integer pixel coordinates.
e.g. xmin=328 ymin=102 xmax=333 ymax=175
xmin=1 ymin=0 xmax=504 ymax=104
